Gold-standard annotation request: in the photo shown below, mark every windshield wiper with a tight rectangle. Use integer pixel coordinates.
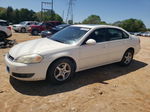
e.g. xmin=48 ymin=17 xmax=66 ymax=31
xmin=52 ymin=39 xmax=65 ymax=43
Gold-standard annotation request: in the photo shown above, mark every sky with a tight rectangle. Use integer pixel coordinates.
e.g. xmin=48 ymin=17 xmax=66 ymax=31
xmin=0 ymin=0 xmax=150 ymax=28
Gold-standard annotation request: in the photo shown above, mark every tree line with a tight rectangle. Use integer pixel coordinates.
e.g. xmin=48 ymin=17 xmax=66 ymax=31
xmin=0 ymin=7 xmax=148 ymax=32
xmin=80 ymin=15 xmax=148 ymax=32
xmin=0 ymin=6 xmax=63 ymax=24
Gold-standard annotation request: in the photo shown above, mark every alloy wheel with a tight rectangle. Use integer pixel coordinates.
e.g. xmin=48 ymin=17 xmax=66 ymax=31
xmin=54 ymin=63 xmax=71 ymax=81
xmin=124 ymin=52 xmax=133 ymax=64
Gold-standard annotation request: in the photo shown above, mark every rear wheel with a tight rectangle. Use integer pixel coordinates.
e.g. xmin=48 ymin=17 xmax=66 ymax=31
xmin=21 ymin=28 xmax=26 ymax=33
xmin=46 ymin=58 xmax=75 ymax=84
xmin=0 ymin=32 xmax=7 ymax=41
xmin=120 ymin=49 xmax=134 ymax=66
xmin=14 ymin=30 xmax=18 ymax=33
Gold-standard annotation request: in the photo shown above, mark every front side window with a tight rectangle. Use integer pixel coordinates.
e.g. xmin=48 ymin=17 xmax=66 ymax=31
xmin=122 ymin=31 xmax=129 ymax=39
xmin=27 ymin=23 xmax=31 ymax=25
xmin=38 ymin=22 xmax=43 ymax=26
xmin=0 ymin=22 xmax=9 ymax=26
xmin=50 ymin=26 xmax=90 ymax=44
xmin=20 ymin=22 xmax=26 ymax=25
xmin=88 ymin=28 xmax=107 ymax=43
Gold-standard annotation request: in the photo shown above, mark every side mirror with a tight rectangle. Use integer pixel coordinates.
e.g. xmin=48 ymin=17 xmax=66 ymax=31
xmin=86 ymin=39 xmax=96 ymax=45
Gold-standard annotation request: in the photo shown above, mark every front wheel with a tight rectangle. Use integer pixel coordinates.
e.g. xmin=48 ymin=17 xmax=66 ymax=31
xmin=21 ymin=28 xmax=26 ymax=33
xmin=31 ymin=30 xmax=39 ymax=35
xmin=120 ymin=50 xmax=134 ymax=66
xmin=46 ymin=59 xmax=75 ymax=84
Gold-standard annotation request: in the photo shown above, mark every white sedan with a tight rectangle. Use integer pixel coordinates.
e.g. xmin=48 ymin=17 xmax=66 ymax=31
xmin=5 ymin=25 xmax=141 ymax=84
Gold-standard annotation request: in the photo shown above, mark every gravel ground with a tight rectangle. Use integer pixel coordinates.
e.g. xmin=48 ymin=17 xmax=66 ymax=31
xmin=0 ymin=33 xmax=150 ymax=112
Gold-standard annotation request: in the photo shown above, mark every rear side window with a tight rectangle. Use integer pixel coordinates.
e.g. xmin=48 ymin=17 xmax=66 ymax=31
xmin=107 ymin=28 xmax=129 ymax=41
xmin=122 ymin=31 xmax=129 ymax=39
xmin=0 ymin=22 xmax=9 ymax=26
xmin=27 ymin=23 xmax=31 ymax=25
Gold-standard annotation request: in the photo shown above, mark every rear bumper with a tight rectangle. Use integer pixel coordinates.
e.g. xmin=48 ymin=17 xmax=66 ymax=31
xmin=134 ymin=44 xmax=141 ymax=55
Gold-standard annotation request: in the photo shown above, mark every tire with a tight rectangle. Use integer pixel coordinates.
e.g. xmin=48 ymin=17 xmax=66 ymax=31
xmin=14 ymin=30 xmax=18 ymax=33
xmin=31 ymin=30 xmax=39 ymax=35
xmin=46 ymin=58 xmax=76 ymax=84
xmin=0 ymin=32 xmax=7 ymax=41
xmin=120 ymin=49 xmax=134 ymax=66
xmin=21 ymin=28 xmax=26 ymax=33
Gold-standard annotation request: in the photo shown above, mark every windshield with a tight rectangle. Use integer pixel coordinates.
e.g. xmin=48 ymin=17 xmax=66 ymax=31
xmin=55 ymin=24 xmax=69 ymax=30
xmin=50 ymin=26 xmax=90 ymax=44
xmin=38 ymin=22 xmax=43 ymax=26
xmin=20 ymin=22 xmax=27 ymax=25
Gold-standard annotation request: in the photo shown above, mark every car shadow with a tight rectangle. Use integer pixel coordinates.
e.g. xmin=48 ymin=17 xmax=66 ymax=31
xmin=9 ymin=60 xmax=148 ymax=96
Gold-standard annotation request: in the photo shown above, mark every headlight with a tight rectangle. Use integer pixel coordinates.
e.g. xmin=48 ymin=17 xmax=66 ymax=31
xmin=15 ymin=54 xmax=43 ymax=64
xmin=47 ymin=31 xmax=52 ymax=34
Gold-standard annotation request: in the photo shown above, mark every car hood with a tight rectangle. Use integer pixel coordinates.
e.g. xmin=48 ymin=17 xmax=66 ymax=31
xmin=30 ymin=25 xmax=40 ymax=28
xmin=9 ymin=38 xmax=70 ymax=59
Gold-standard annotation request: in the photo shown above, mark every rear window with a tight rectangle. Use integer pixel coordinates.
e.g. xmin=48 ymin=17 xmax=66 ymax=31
xmin=0 ymin=22 xmax=9 ymax=26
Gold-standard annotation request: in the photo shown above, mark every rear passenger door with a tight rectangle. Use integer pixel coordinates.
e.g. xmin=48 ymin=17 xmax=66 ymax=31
xmin=106 ymin=28 xmax=129 ymax=62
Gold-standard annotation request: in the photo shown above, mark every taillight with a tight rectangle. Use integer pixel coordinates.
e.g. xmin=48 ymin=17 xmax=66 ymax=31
xmin=7 ymin=26 xmax=11 ymax=30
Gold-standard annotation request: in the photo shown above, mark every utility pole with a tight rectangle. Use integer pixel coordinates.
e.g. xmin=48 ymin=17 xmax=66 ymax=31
xmin=66 ymin=0 xmax=75 ymax=24
xmin=52 ymin=0 xmax=54 ymax=12
xmin=62 ymin=10 xmax=65 ymax=21
xmin=41 ymin=0 xmax=53 ymax=21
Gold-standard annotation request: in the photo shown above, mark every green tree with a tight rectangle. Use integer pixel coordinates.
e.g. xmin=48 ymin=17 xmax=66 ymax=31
xmin=113 ymin=19 xmax=146 ymax=32
xmin=0 ymin=7 xmax=7 ymax=20
xmin=0 ymin=7 xmax=63 ymax=24
xmin=19 ymin=8 xmax=36 ymax=21
xmin=147 ymin=28 xmax=150 ymax=31
xmin=74 ymin=22 xmax=81 ymax=24
xmin=68 ymin=20 xmax=73 ymax=24
xmin=13 ymin=9 xmax=21 ymax=23
xmin=6 ymin=7 xmax=14 ymax=23
xmin=37 ymin=10 xmax=63 ymax=22
xmin=100 ymin=21 xmax=108 ymax=25
xmin=82 ymin=15 xmax=101 ymax=24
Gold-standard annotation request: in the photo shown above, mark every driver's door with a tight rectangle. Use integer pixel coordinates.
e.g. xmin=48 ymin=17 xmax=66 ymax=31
xmin=78 ymin=28 xmax=109 ymax=70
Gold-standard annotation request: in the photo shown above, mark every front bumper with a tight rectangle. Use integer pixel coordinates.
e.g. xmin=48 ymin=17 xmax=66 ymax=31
xmin=5 ymin=54 xmax=49 ymax=81
xmin=13 ymin=27 xmax=20 ymax=32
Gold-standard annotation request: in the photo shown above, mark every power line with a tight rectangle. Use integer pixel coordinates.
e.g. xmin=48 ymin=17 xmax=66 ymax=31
xmin=66 ymin=0 xmax=75 ymax=24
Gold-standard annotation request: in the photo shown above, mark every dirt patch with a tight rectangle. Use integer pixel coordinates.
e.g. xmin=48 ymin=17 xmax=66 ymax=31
xmin=0 ymin=33 xmax=150 ymax=112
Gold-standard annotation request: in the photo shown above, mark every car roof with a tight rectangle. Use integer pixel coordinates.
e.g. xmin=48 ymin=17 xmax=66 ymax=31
xmin=47 ymin=21 xmax=61 ymax=23
xmin=72 ymin=24 xmax=122 ymax=29
xmin=0 ymin=19 xmax=7 ymax=22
